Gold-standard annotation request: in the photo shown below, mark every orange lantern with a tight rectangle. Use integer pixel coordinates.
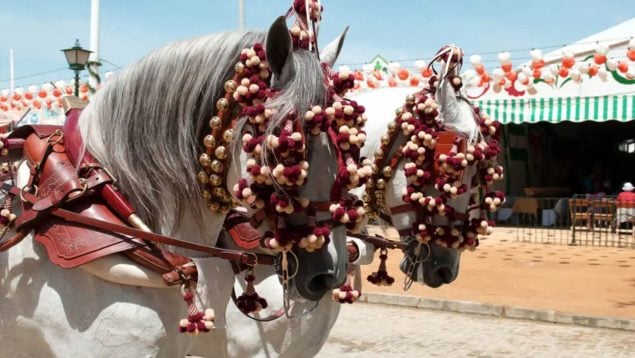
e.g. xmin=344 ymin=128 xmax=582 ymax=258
xmin=38 ymin=90 xmax=47 ymax=98
xmin=628 ymin=49 xmax=635 ymax=61
xmin=480 ymin=73 xmax=490 ymax=83
xmin=617 ymin=61 xmax=629 ymax=73
xmin=531 ymin=59 xmax=545 ymax=69
xmin=388 ymin=77 xmax=398 ymax=87
xmin=558 ymin=67 xmax=569 ymax=78
xmin=532 ymin=69 xmax=542 ymax=79
xmin=353 ymin=70 xmax=364 ymax=81
xmin=0 ymin=96 xmax=7 ymax=103
xmin=52 ymin=88 xmax=62 ymax=98
xmin=80 ymin=84 xmax=89 ymax=93
xmin=588 ymin=65 xmax=599 ymax=77
xmin=397 ymin=68 xmax=409 ymax=81
xmin=506 ymin=71 xmax=517 ymax=82
xmin=65 ymin=86 xmax=74 ymax=95
xmin=12 ymin=93 xmax=22 ymax=101
xmin=420 ymin=67 xmax=433 ymax=77
xmin=561 ymin=57 xmax=575 ymax=69
xmin=593 ymin=54 xmax=606 ymax=65
xmin=366 ymin=79 xmax=377 ymax=89
xmin=25 ymin=92 xmax=33 ymax=100
xmin=409 ymin=77 xmax=420 ymax=87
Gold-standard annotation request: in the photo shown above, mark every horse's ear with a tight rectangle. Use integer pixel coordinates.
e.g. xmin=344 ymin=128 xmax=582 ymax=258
xmin=266 ymin=16 xmax=293 ymax=78
xmin=320 ymin=26 xmax=349 ymax=67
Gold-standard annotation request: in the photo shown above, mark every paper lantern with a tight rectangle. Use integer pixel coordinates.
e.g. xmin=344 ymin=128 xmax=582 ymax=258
xmin=617 ymin=61 xmax=629 ymax=73
xmin=561 ymin=57 xmax=575 ymax=69
xmin=588 ymin=65 xmax=598 ymax=77
xmin=397 ymin=68 xmax=409 ymax=80
xmin=52 ymin=88 xmax=62 ymax=98
xmin=558 ymin=67 xmax=569 ymax=78
xmin=593 ymin=54 xmax=607 ymax=65
xmin=388 ymin=77 xmax=397 ymax=87
xmin=409 ymin=77 xmax=419 ymax=87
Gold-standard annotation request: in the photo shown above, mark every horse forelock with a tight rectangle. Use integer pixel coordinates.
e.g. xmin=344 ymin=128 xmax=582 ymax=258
xmin=79 ymin=31 xmax=269 ymax=235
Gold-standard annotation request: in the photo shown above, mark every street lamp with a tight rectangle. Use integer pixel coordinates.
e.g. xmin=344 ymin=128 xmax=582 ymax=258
xmin=61 ymin=39 xmax=92 ymax=97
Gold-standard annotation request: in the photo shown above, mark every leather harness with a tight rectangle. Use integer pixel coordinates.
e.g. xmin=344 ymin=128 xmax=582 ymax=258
xmin=0 ymin=106 xmax=275 ymax=286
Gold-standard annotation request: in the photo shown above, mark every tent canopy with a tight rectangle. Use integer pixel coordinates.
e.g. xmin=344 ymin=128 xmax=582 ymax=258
xmin=471 ymin=18 xmax=635 ymax=124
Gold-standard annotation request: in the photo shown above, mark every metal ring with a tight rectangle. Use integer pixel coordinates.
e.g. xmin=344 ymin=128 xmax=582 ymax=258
xmin=275 ymin=250 xmax=299 ymax=281
xmin=47 ymin=130 xmax=64 ymax=146
xmin=19 ymin=185 xmax=38 ymax=203
xmin=65 ymin=179 xmax=88 ymax=203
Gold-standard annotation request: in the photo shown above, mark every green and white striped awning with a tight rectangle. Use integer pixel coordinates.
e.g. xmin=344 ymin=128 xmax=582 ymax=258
xmin=474 ymin=94 xmax=635 ymax=124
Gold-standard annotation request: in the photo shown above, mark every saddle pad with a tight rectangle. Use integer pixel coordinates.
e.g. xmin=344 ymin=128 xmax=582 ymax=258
xmin=434 ymin=131 xmax=467 ymax=181
xmin=34 ymin=200 xmax=139 ymax=269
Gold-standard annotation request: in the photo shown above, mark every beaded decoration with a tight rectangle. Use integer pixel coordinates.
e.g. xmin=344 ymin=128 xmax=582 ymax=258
xmin=363 ymin=46 xmax=506 ymax=252
xmin=199 ymin=1 xmax=370 ymax=255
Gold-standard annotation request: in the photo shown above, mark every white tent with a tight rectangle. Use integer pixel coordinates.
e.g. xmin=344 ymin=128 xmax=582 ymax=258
xmin=470 ymin=18 xmax=635 ymax=125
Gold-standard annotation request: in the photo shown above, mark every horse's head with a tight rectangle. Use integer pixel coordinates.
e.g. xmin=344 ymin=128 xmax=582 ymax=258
xmin=356 ymin=46 xmax=503 ymax=288
xmin=79 ymin=15 xmax=354 ymax=302
xmin=226 ymin=17 xmax=353 ymax=301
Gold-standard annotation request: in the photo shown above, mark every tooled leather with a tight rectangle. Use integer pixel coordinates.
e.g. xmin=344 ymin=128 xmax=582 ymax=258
xmin=225 ymin=210 xmax=262 ymax=250
xmin=14 ymin=128 xmax=139 ymax=268
xmin=434 ymin=131 xmax=467 ymax=182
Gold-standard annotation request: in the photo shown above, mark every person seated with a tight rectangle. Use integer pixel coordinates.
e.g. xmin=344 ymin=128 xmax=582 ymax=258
xmin=617 ymin=182 xmax=635 ymax=203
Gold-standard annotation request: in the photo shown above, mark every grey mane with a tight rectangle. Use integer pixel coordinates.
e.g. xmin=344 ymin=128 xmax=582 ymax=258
xmin=79 ymin=30 xmax=326 ymax=234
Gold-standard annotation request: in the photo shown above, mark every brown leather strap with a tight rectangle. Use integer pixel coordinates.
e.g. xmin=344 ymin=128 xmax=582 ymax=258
xmin=347 ymin=232 xmax=407 ymax=250
xmin=5 ymin=183 xmax=275 ymax=267
xmin=31 ymin=174 xmax=112 ymax=212
xmin=390 ymin=204 xmax=414 ymax=215
xmin=0 ymin=230 xmax=28 ymax=252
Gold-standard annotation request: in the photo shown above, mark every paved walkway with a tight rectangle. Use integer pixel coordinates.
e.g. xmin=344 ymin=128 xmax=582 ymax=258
xmin=319 ymin=304 xmax=635 ymax=357
xmin=361 ymin=226 xmax=635 ymax=319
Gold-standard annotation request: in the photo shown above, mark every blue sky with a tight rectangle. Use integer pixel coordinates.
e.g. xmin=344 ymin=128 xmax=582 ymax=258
xmin=1 ymin=0 xmax=633 ymax=89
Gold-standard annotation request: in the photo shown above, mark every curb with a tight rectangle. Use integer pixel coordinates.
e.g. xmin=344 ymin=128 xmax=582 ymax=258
xmin=359 ymin=292 xmax=635 ymax=332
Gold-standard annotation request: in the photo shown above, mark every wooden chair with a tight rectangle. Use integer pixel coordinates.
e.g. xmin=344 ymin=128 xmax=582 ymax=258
xmin=616 ymin=200 xmax=635 ymax=244
xmin=589 ymin=198 xmax=615 ymax=232
xmin=568 ymin=198 xmax=591 ymax=230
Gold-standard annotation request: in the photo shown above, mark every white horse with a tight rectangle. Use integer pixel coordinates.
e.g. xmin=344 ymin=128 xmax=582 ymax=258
xmin=351 ymin=55 xmax=486 ymax=288
xmin=0 ymin=17 xmax=352 ymax=357
xmin=190 ymin=52 xmax=491 ymax=357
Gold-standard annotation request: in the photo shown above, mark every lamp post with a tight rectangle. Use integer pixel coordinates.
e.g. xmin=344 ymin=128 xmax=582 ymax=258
xmin=61 ymin=39 xmax=92 ymax=97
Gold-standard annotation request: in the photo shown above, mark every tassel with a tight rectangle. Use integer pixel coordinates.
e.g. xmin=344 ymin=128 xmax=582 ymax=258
xmin=367 ymin=248 xmax=395 ymax=286
xmin=332 ymin=266 xmax=361 ymax=304
xmin=178 ymin=283 xmax=214 ymax=335
xmin=235 ymin=268 xmax=268 ymax=314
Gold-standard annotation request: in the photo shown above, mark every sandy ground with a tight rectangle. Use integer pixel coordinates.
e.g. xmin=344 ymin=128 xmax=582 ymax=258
xmin=360 ymin=226 xmax=635 ymax=319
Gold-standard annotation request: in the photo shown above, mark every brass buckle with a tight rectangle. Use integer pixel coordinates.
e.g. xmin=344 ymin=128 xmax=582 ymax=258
xmin=47 ymin=130 xmax=64 ymax=146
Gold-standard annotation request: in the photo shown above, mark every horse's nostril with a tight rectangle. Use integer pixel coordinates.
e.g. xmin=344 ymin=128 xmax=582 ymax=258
xmin=435 ymin=266 xmax=454 ymax=284
xmin=308 ymin=273 xmax=338 ymax=293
